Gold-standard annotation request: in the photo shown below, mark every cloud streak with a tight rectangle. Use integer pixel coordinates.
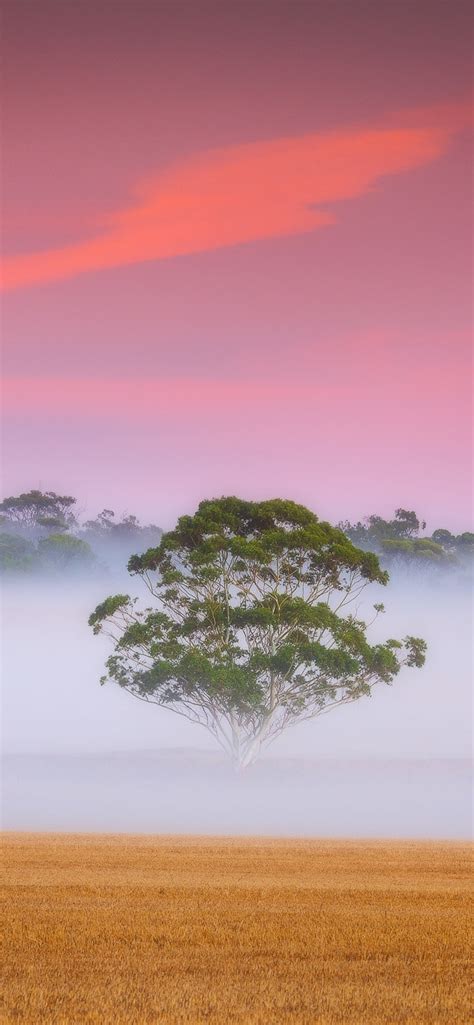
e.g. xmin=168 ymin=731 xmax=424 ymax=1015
xmin=1 ymin=102 xmax=470 ymax=291
xmin=3 ymin=365 xmax=468 ymax=420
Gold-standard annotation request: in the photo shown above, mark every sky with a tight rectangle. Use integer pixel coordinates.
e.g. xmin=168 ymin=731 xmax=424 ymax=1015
xmin=1 ymin=0 xmax=472 ymax=531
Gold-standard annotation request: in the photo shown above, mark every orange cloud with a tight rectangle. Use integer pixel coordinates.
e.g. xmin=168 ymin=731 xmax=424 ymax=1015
xmin=1 ymin=102 xmax=470 ymax=291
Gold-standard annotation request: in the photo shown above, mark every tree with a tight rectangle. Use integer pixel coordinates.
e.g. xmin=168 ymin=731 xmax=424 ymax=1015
xmin=0 ymin=532 xmax=38 ymax=573
xmin=82 ymin=509 xmax=162 ymax=560
xmin=431 ymin=529 xmax=474 ymax=559
xmin=380 ymin=537 xmax=452 ymax=568
xmin=39 ymin=533 xmax=94 ymax=570
xmin=340 ymin=508 xmax=426 ymax=550
xmin=390 ymin=508 xmax=426 ymax=538
xmin=455 ymin=532 xmax=474 ymax=554
xmin=0 ymin=490 xmax=77 ymax=533
xmin=339 ymin=508 xmax=473 ymax=577
xmin=90 ymin=497 xmax=426 ymax=769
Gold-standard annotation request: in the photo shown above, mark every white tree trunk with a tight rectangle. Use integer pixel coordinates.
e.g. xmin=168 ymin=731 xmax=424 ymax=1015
xmin=229 ymin=714 xmax=276 ymax=770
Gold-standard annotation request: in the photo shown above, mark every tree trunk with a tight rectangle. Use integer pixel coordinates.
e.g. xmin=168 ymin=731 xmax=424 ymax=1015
xmin=230 ymin=721 xmax=274 ymax=770
xmin=231 ymin=746 xmax=259 ymax=772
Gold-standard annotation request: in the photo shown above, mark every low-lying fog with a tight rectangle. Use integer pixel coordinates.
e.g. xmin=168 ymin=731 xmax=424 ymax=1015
xmin=1 ymin=571 xmax=472 ymax=839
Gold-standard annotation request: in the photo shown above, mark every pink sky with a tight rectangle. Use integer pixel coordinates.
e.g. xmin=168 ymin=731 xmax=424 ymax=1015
xmin=1 ymin=0 xmax=472 ymax=530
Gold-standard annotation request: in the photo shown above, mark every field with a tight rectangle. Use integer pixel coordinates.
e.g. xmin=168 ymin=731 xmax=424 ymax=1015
xmin=1 ymin=835 xmax=471 ymax=1025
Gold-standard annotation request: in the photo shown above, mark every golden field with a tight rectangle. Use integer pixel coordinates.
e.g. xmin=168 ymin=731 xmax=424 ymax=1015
xmin=1 ymin=834 xmax=471 ymax=1025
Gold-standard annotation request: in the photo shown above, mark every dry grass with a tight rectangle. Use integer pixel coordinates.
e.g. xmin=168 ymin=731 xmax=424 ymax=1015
xmin=1 ymin=834 xmax=471 ymax=1025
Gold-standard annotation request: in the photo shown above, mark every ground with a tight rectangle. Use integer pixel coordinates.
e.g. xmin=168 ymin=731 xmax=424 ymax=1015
xmin=1 ymin=834 xmax=471 ymax=1024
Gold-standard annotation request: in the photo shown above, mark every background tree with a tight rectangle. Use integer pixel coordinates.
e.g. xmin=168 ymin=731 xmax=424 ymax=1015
xmin=379 ymin=537 xmax=452 ymax=569
xmin=455 ymin=531 xmax=474 ymax=554
xmin=430 ymin=529 xmax=474 ymax=559
xmin=340 ymin=508 xmax=426 ymax=549
xmin=0 ymin=490 xmax=77 ymax=535
xmin=339 ymin=508 xmax=473 ymax=576
xmin=0 ymin=532 xmax=38 ymax=573
xmin=82 ymin=509 xmax=162 ymax=562
xmin=38 ymin=533 xmax=94 ymax=571
xmin=90 ymin=497 xmax=426 ymax=769
xmin=0 ymin=490 xmax=164 ymax=576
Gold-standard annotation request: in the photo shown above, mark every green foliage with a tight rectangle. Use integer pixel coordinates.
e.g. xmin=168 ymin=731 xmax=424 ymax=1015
xmin=91 ymin=496 xmax=426 ymax=768
xmin=0 ymin=490 xmax=77 ymax=530
xmin=380 ymin=538 xmax=450 ymax=563
xmin=455 ymin=532 xmax=474 ymax=551
xmin=38 ymin=533 xmax=95 ymax=570
xmin=36 ymin=515 xmax=69 ymax=533
xmin=429 ymin=529 xmax=473 ymax=556
xmin=82 ymin=509 xmax=162 ymax=556
xmin=89 ymin=594 xmax=132 ymax=634
xmin=431 ymin=528 xmax=454 ymax=546
xmin=0 ymin=532 xmax=38 ymax=573
xmin=340 ymin=508 xmax=425 ymax=547
xmin=0 ymin=490 xmax=163 ymax=576
xmin=340 ymin=508 xmax=471 ymax=574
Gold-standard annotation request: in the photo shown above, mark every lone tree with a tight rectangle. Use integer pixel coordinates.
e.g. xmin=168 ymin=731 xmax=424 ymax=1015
xmin=89 ymin=498 xmax=426 ymax=769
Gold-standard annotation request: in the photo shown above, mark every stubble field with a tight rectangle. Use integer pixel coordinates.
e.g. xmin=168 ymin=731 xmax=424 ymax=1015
xmin=1 ymin=834 xmax=471 ymax=1025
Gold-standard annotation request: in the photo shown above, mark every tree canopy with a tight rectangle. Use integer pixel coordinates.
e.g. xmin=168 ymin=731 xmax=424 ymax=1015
xmin=0 ymin=489 xmax=163 ymax=576
xmin=90 ymin=497 xmax=426 ymax=768
xmin=82 ymin=509 xmax=162 ymax=560
xmin=0 ymin=532 xmax=38 ymax=573
xmin=38 ymin=533 xmax=95 ymax=570
xmin=0 ymin=490 xmax=77 ymax=532
xmin=339 ymin=508 xmax=473 ymax=573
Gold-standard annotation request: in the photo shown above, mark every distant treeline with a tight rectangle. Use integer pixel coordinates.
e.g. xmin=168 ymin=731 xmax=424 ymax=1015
xmin=0 ymin=490 xmax=162 ymax=575
xmin=0 ymin=490 xmax=472 ymax=578
xmin=338 ymin=508 xmax=473 ymax=574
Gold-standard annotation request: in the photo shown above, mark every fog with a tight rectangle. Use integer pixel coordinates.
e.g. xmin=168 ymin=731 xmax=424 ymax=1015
xmin=1 ymin=571 xmax=472 ymax=839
